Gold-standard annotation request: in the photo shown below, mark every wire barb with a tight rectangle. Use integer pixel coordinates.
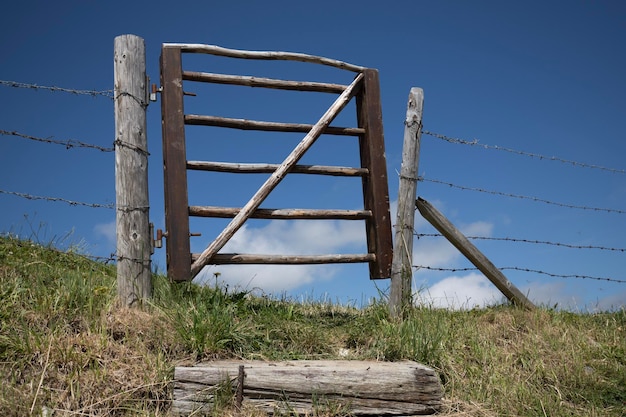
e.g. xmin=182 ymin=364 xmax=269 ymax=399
xmin=413 ymin=265 xmax=626 ymax=284
xmin=423 ymin=130 xmax=626 ymax=175
xmin=415 ymin=233 xmax=626 ymax=252
xmin=113 ymin=139 xmax=150 ymax=156
xmin=1 ymin=130 xmax=114 ymax=152
xmin=0 ymin=79 xmax=114 ymax=98
xmin=419 ymin=176 xmax=626 ymax=214
xmin=0 ymin=189 xmax=114 ymax=209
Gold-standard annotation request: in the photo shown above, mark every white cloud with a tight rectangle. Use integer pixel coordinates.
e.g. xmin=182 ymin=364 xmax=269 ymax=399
xmin=223 ymin=220 xmax=365 ymax=254
xmin=93 ymin=220 xmax=116 ymax=245
xmin=415 ymin=272 xmax=503 ymax=309
xmin=195 ymin=220 xmax=366 ymax=292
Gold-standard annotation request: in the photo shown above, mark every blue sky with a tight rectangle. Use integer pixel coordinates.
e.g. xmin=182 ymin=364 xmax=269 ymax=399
xmin=1 ymin=0 xmax=625 ymax=310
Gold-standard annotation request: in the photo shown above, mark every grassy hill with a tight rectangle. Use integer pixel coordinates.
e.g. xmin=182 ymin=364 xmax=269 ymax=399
xmin=0 ymin=235 xmax=624 ymax=416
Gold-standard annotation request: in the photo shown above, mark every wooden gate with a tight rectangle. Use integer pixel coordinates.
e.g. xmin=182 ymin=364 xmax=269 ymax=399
xmin=159 ymin=43 xmax=392 ymax=282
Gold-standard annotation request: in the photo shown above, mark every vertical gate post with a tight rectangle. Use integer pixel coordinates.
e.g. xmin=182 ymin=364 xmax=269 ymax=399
xmin=356 ymin=69 xmax=393 ymax=279
xmin=390 ymin=88 xmax=424 ymax=318
xmin=114 ymin=34 xmax=152 ymax=307
xmin=160 ymin=46 xmax=191 ymax=282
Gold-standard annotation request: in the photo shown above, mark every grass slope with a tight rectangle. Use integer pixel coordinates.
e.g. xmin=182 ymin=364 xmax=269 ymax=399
xmin=0 ymin=235 xmax=624 ymax=416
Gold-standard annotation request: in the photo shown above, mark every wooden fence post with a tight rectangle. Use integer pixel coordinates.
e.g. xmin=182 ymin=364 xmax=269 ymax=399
xmin=390 ymin=88 xmax=424 ymax=318
xmin=114 ymin=34 xmax=152 ymax=307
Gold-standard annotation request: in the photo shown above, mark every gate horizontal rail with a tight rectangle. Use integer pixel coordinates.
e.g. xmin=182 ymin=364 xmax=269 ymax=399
xmin=160 ymin=43 xmax=392 ymax=282
xmin=184 ymin=115 xmax=364 ymax=136
xmin=191 ymin=253 xmax=376 ymax=265
xmin=183 ymin=70 xmax=347 ymax=93
xmin=189 ymin=206 xmax=372 ymax=220
xmin=186 ymin=161 xmax=368 ymax=177
xmin=165 ymin=43 xmax=367 ymax=72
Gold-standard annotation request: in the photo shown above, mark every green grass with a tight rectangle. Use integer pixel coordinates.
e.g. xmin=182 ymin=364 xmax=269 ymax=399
xmin=0 ymin=234 xmax=624 ymax=416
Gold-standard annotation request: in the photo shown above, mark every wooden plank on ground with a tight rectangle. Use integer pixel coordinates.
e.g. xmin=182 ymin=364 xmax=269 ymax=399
xmin=172 ymin=360 xmax=442 ymax=416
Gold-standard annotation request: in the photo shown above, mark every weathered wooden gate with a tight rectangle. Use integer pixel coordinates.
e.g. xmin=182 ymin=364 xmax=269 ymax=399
xmin=159 ymin=43 xmax=392 ymax=282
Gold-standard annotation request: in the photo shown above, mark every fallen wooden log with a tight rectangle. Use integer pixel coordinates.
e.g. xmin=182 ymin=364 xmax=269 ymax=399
xmin=172 ymin=360 xmax=442 ymax=416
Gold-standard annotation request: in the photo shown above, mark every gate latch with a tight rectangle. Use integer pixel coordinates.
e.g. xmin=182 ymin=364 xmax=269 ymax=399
xmin=154 ymin=227 xmax=165 ymax=249
xmin=152 ymin=226 xmax=201 ymax=251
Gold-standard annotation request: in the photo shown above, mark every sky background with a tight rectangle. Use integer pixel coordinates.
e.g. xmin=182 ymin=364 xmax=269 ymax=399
xmin=1 ymin=0 xmax=625 ymax=311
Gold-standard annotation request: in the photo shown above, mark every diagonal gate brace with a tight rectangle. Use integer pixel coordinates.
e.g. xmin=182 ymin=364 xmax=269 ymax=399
xmin=190 ymin=73 xmax=365 ymax=278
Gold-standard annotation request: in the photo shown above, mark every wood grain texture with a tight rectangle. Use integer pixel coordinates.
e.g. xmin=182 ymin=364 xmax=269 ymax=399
xmin=189 ymin=206 xmax=371 ymax=220
xmin=114 ymin=35 xmax=151 ymax=306
xmin=183 ymin=70 xmax=347 ymax=93
xmin=160 ymin=44 xmax=192 ymax=282
xmin=164 ymin=43 xmax=366 ymax=72
xmin=356 ymin=69 xmax=393 ymax=279
xmin=390 ymin=88 xmax=424 ymax=317
xmin=172 ymin=360 xmax=442 ymax=416
xmin=184 ymin=114 xmax=364 ymax=136
xmin=191 ymin=253 xmax=375 ymax=265
xmin=186 ymin=161 xmax=368 ymax=177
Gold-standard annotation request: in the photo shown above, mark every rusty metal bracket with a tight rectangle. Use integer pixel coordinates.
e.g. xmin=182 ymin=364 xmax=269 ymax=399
xmin=154 ymin=228 xmax=200 ymax=250
xmin=150 ymin=84 xmax=162 ymax=102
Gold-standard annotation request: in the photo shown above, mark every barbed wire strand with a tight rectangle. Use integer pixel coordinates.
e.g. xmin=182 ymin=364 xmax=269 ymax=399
xmin=113 ymin=139 xmax=150 ymax=156
xmin=0 ymin=189 xmax=115 ymax=209
xmin=115 ymin=91 xmax=149 ymax=109
xmin=2 ymin=235 xmax=152 ymax=266
xmin=413 ymin=265 xmax=626 ymax=284
xmin=419 ymin=176 xmax=626 ymax=215
xmin=0 ymin=79 xmax=114 ymax=98
xmin=1 ymin=130 xmax=114 ymax=152
xmin=74 ymin=253 xmax=150 ymax=266
xmin=415 ymin=233 xmax=626 ymax=252
xmin=422 ymin=130 xmax=626 ymax=175
xmin=0 ymin=189 xmax=151 ymax=214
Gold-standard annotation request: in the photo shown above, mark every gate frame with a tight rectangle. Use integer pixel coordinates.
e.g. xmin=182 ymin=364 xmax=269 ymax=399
xmin=160 ymin=44 xmax=392 ymax=282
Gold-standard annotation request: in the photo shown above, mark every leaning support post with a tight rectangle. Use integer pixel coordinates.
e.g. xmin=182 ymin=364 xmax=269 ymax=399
xmin=416 ymin=197 xmax=535 ymax=310
xmin=114 ymin=34 xmax=152 ymax=307
xmin=390 ymin=88 xmax=424 ymax=318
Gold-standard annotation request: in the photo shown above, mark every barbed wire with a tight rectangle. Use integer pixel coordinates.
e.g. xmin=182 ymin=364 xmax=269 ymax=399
xmin=415 ymin=233 xmax=626 ymax=252
xmin=419 ymin=177 xmax=626 ymax=215
xmin=115 ymin=91 xmax=149 ymax=109
xmin=1 ymin=234 xmax=152 ymax=266
xmin=113 ymin=139 xmax=150 ymax=156
xmin=0 ymin=189 xmax=152 ymax=215
xmin=80 ymin=253 xmax=150 ymax=266
xmin=0 ymin=189 xmax=115 ymax=209
xmin=1 ymin=129 xmax=114 ymax=152
xmin=422 ymin=130 xmax=626 ymax=175
xmin=0 ymin=79 xmax=114 ymax=99
xmin=413 ymin=265 xmax=626 ymax=284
